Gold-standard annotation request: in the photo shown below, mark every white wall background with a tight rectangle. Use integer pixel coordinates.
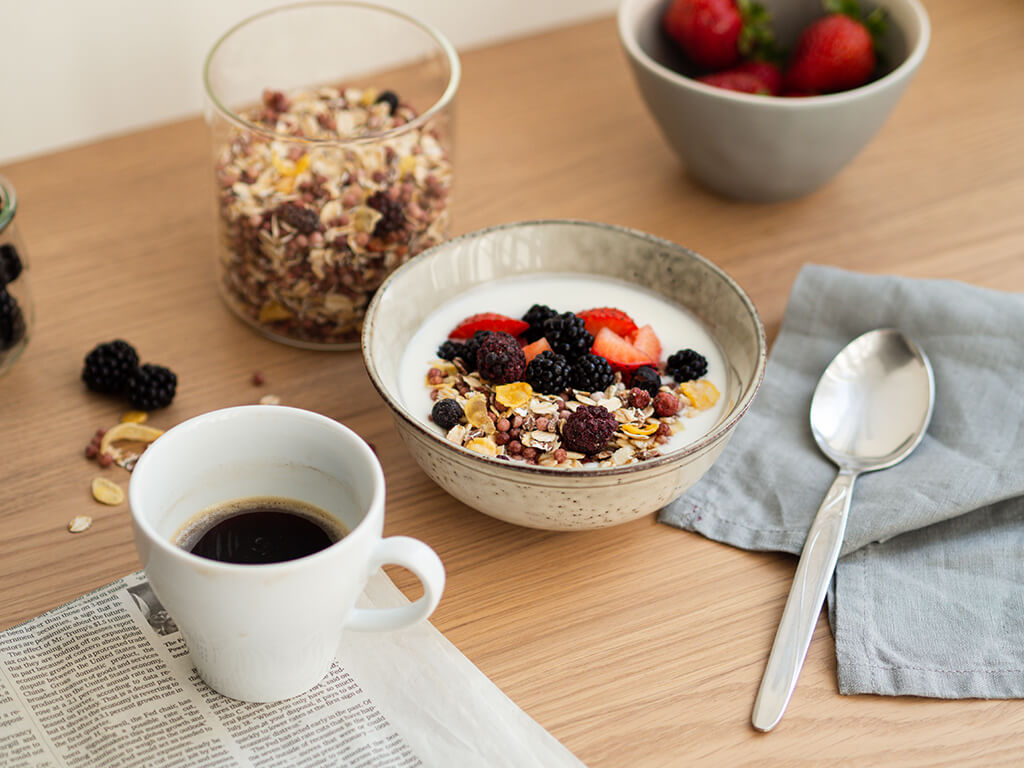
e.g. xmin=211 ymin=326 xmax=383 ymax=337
xmin=0 ymin=0 xmax=617 ymax=164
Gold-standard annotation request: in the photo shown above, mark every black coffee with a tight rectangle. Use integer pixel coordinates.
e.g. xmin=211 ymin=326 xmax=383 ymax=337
xmin=179 ymin=497 xmax=346 ymax=564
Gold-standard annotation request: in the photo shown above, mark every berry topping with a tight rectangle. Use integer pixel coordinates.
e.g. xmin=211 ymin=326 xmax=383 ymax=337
xmin=449 ymin=313 xmax=529 ymax=341
xmin=0 ymin=243 xmax=23 ymax=288
xmin=436 ymin=339 xmax=464 ymax=362
xmin=543 ymin=312 xmax=593 ymax=361
xmin=126 ymin=363 xmax=177 ymax=410
xmin=431 ymin=398 xmax=464 ymax=431
xmin=627 ymin=325 xmax=662 ymax=367
xmin=521 ymin=304 xmax=560 ymax=342
xmin=366 ymin=191 xmax=405 ymax=238
xmin=374 ymin=90 xmax=400 ymax=115
xmin=521 ymin=337 xmax=552 ymax=364
xmin=0 ymin=289 xmax=25 ymax=351
xmin=475 ymin=332 xmax=527 ymax=385
xmin=629 ymin=387 xmax=652 ymax=409
xmin=590 ymin=326 xmax=656 ymax=373
xmin=460 ymin=330 xmax=492 ymax=372
xmin=653 ymin=391 xmax=682 ymax=417
xmin=577 ymin=307 xmax=638 ymax=338
xmin=524 ymin=350 xmax=571 ymax=395
xmin=630 ymin=366 xmax=662 ymax=396
xmin=561 ymin=405 xmax=619 ymax=455
xmin=277 ymin=202 xmax=321 ymax=234
xmin=666 ymin=348 xmax=708 ymax=382
xmin=570 ymin=353 xmax=615 ymax=393
xmin=82 ymin=340 xmax=140 ymax=395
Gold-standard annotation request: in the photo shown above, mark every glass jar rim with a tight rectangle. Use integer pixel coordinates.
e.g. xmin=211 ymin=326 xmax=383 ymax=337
xmin=202 ymin=0 xmax=461 ymax=147
xmin=0 ymin=174 xmax=16 ymax=235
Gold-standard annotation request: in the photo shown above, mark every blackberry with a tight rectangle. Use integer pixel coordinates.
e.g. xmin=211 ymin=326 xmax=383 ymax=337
xmin=366 ymin=191 xmax=405 ymax=237
xmin=82 ymin=340 xmax=139 ymax=395
xmin=475 ymin=332 xmax=526 ymax=384
xmin=431 ymin=398 xmax=463 ymax=431
xmin=374 ymin=90 xmax=400 ymax=115
xmin=437 ymin=339 xmax=464 ymax=362
xmin=524 ymin=350 xmax=571 ymax=395
xmin=520 ymin=304 xmax=559 ymax=343
xmin=277 ymin=202 xmax=321 ymax=234
xmin=666 ymin=349 xmax=708 ymax=382
xmin=561 ymin=405 xmax=618 ymax=455
xmin=542 ymin=312 xmax=593 ymax=360
xmin=127 ymin=363 xmax=177 ymax=410
xmin=569 ymin=353 xmax=614 ymax=393
xmin=460 ymin=330 xmax=492 ymax=372
xmin=0 ymin=243 xmax=22 ymax=287
xmin=630 ymin=365 xmax=662 ymax=396
xmin=0 ymin=289 xmax=25 ymax=351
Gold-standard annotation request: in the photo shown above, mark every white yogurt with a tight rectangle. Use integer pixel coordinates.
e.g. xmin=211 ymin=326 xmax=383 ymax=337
xmin=399 ymin=273 xmax=730 ymax=458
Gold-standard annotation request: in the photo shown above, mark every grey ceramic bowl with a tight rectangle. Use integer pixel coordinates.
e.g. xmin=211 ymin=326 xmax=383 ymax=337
xmin=362 ymin=220 xmax=766 ymax=530
xmin=618 ymin=0 xmax=930 ymax=202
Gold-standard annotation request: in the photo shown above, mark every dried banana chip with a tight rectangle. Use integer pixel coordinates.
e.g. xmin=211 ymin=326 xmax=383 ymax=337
xmin=464 ymin=394 xmax=491 ymax=429
xmin=494 ymin=382 xmax=533 ymax=409
xmin=99 ymin=422 xmax=164 ymax=458
xmin=120 ymin=411 xmax=148 ymax=424
xmin=622 ymin=422 xmax=660 ymax=436
xmin=465 ymin=437 xmax=498 ymax=456
xmin=68 ymin=515 xmax=93 ymax=533
xmin=91 ymin=477 xmax=125 ymax=506
xmin=680 ymin=379 xmax=721 ymax=410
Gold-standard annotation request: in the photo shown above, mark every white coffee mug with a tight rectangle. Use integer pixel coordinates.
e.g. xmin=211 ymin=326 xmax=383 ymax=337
xmin=129 ymin=405 xmax=445 ymax=702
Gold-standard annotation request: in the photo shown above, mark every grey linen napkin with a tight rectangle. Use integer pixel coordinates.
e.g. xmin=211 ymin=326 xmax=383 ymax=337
xmin=659 ymin=264 xmax=1024 ymax=698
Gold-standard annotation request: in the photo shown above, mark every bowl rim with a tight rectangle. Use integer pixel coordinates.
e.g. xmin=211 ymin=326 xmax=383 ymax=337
xmin=203 ymin=0 xmax=462 ymax=147
xmin=361 ymin=218 xmax=768 ymax=479
xmin=617 ymin=0 xmax=931 ymax=107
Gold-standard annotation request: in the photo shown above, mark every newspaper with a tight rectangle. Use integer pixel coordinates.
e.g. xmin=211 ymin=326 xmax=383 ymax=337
xmin=0 ymin=570 xmax=586 ymax=768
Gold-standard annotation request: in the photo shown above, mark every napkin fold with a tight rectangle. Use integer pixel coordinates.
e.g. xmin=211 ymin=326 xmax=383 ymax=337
xmin=660 ymin=264 xmax=1024 ymax=698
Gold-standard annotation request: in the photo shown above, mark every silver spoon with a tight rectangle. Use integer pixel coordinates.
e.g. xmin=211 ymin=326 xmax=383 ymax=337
xmin=752 ymin=328 xmax=935 ymax=732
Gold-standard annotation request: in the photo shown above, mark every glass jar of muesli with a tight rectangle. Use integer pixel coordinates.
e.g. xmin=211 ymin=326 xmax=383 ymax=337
xmin=0 ymin=175 xmax=34 ymax=378
xmin=203 ymin=2 xmax=459 ymax=349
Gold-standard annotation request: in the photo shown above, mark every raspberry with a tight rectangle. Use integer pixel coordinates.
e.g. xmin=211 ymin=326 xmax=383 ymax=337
xmin=543 ymin=312 xmax=593 ymax=360
xmin=653 ymin=391 xmax=681 ymax=417
xmin=436 ymin=339 xmax=464 ymax=362
xmin=629 ymin=365 xmax=661 ymax=396
xmin=569 ymin=353 xmax=614 ymax=393
xmin=525 ymin=350 xmax=571 ymax=395
xmin=475 ymin=332 xmax=527 ymax=384
xmin=82 ymin=340 xmax=139 ymax=395
xmin=367 ymin=191 xmax=405 ymax=237
xmin=521 ymin=304 xmax=559 ymax=343
xmin=127 ymin=363 xmax=177 ymax=410
xmin=431 ymin=398 xmax=463 ymax=431
xmin=561 ymin=405 xmax=618 ymax=455
xmin=277 ymin=202 xmax=321 ymax=234
xmin=666 ymin=349 xmax=708 ymax=382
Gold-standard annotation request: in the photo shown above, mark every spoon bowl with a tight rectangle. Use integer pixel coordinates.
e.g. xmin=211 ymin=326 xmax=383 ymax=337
xmin=752 ymin=328 xmax=935 ymax=732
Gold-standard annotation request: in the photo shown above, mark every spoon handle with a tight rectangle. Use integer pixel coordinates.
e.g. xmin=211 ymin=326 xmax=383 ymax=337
xmin=752 ymin=467 xmax=858 ymax=732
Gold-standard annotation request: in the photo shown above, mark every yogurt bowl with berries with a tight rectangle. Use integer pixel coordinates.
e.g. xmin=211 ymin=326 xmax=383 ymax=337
xmin=362 ymin=220 xmax=766 ymax=530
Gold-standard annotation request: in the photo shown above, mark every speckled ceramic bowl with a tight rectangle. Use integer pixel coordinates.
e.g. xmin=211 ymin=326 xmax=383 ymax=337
xmin=362 ymin=220 xmax=766 ymax=530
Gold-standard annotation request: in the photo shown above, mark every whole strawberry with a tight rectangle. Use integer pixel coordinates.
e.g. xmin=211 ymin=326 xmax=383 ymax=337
xmin=698 ymin=60 xmax=783 ymax=95
xmin=662 ymin=0 xmax=774 ymax=71
xmin=785 ymin=0 xmax=885 ymax=94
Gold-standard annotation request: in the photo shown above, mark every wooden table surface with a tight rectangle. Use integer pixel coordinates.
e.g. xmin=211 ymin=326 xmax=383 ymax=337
xmin=3 ymin=1 xmax=1024 ymax=765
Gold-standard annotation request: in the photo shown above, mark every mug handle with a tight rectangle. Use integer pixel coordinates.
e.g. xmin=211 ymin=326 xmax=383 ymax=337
xmin=345 ymin=536 xmax=445 ymax=631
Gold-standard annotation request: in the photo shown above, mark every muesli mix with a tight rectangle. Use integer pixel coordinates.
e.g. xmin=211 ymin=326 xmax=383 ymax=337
xmin=214 ymin=86 xmax=452 ymax=346
xmin=424 ymin=305 xmax=721 ymax=468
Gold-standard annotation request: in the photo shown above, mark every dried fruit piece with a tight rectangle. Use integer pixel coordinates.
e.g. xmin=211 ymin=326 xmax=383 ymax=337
xmin=99 ymin=422 xmax=164 ymax=458
xmin=91 ymin=477 xmax=125 ymax=506
xmin=464 ymin=394 xmax=491 ymax=428
xmin=495 ymin=382 xmax=533 ymax=409
xmin=121 ymin=410 xmax=148 ymax=424
xmin=259 ymin=302 xmax=293 ymax=323
xmin=68 ymin=515 xmax=93 ymax=533
xmin=681 ymin=379 xmax=721 ymax=410
xmin=465 ymin=437 xmax=498 ymax=456
xmin=622 ymin=422 xmax=660 ymax=436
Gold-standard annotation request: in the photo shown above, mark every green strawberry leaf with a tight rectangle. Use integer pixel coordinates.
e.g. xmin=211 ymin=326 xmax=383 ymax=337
xmin=737 ymin=0 xmax=785 ymax=62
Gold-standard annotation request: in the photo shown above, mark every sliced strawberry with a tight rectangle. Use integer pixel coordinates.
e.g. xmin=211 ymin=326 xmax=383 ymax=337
xmin=448 ymin=312 xmax=529 ymax=340
xmin=577 ymin=307 xmax=638 ymax=338
xmin=628 ymin=324 xmax=662 ymax=363
xmin=522 ymin=337 xmax=552 ymax=364
xmin=591 ymin=327 xmax=656 ymax=373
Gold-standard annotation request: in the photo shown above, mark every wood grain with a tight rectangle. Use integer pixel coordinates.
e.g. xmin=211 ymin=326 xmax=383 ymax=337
xmin=2 ymin=1 xmax=1023 ymax=764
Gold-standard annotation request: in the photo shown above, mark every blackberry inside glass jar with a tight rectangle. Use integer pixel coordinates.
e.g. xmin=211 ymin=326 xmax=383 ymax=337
xmin=0 ymin=175 xmax=34 ymax=378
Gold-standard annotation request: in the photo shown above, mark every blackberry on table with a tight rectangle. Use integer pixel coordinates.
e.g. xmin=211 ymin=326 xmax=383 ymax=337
xmin=570 ymin=353 xmax=614 ymax=393
xmin=0 ymin=289 xmax=25 ymax=351
xmin=561 ymin=405 xmax=618 ymax=455
xmin=520 ymin=304 xmax=559 ymax=343
xmin=127 ymin=363 xmax=177 ymax=410
xmin=82 ymin=340 xmax=139 ymax=395
xmin=543 ymin=312 xmax=593 ymax=360
xmin=431 ymin=398 xmax=463 ymax=431
xmin=666 ymin=349 xmax=708 ymax=382
xmin=475 ymin=332 xmax=526 ymax=385
xmin=366 ymin=191 xmax=405 ymax=237
xmin=460 ymin=330 xmax=492 ymax=372
xmin=437 ymin=339 xmax=464 ymax=362
xmin=0 ymin=243 xmax=22 ymax=287
xmin=525 ymin=350 xmax=571 ymax=395
xmin=630 ymin=365 xmax=662 ymax=396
